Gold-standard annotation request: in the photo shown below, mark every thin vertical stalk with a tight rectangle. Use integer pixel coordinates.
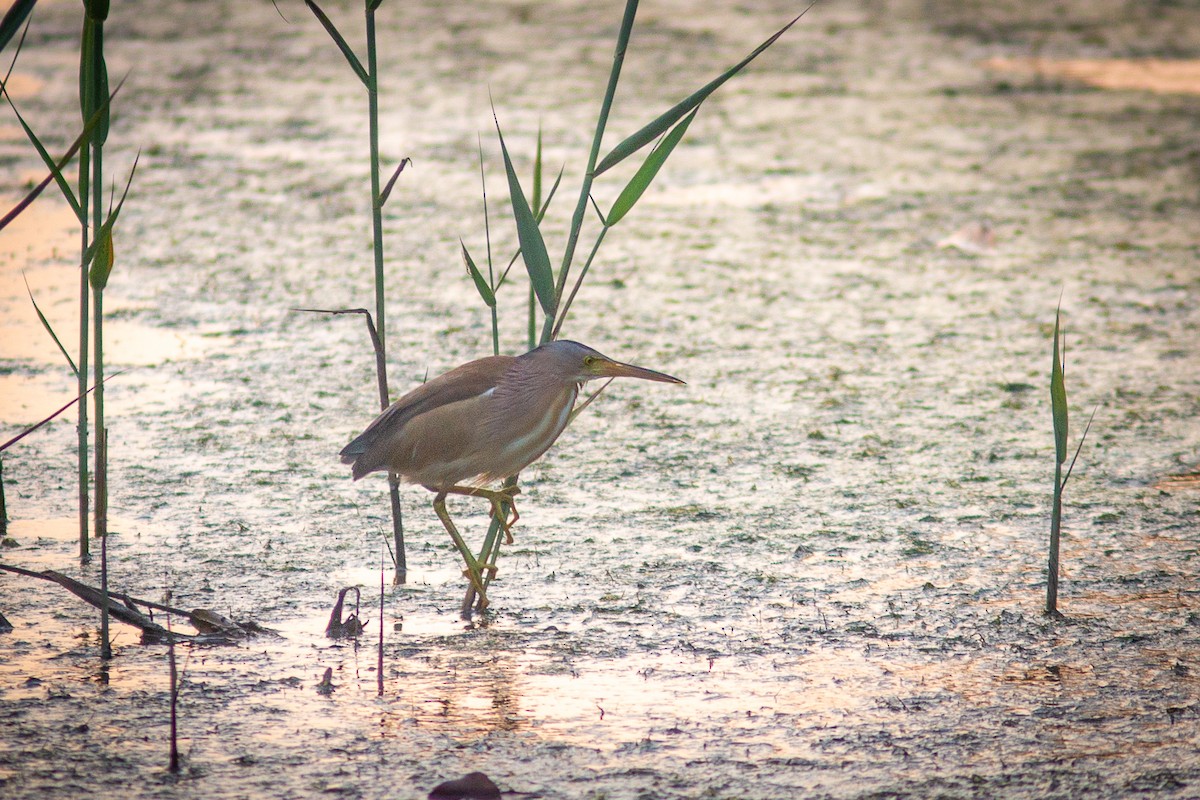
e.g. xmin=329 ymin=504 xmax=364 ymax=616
xmin=527 ymin=286 xmax=536 ymax=350
xmin=0 ymin=457 xmax=7 ymax=537
xmin=377 ymin=547 xmax=384 ymax=697
xmin=363 ymin=1 xmax=405 ymax=582
xmin=478 ymin=142 xmax=499 ymax=356
xmin=527 ymin=132 xmax=542 ymax=350
xmin=95 ymin=273 xmax=110 ymax=658
xmin=1047 ymin=307 xmax=1068 ymax=618
xmin=539 ymin=0 xmax=639 ymax=345
xmin=1047 ymin=460 xmax=1062 ymax=616
xmin=365 ymin=4 xmax=385 ymax=355
xmin=551 ymin=225 xmax=609 ymax=341
xmin=76 ymin=131 xmax=90 ymax=560
xmin=466 ymin=1 xmax=639 ymax=616
xmin=166 ymin=603 xmax=180 ymax=774
xmin=92 ymin=146 xmax=105 ymax=543
xmin=386 ymin=479 xmax=405 ymax=581
xmin=99 ymin=461 xmax=111 ymax=660
xmin=82 ymin=0 xmax=111 ymax=653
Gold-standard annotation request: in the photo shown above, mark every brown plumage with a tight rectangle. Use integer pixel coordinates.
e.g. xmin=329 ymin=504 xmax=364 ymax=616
xmin=340 ymin=340 xmax=683 ymax=615
xmin=340 ymin=340 xmax=681 ymax=489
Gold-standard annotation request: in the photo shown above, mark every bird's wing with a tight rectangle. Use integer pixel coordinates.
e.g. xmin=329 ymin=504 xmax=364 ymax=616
xmin=340 ymin=355 xmax=516 ymax=479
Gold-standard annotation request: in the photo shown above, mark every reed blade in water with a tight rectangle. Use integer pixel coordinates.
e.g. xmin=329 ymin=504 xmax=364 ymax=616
xmin=453 ymin=0 xmax=805 ymax=614
xmin=1046 ymin=304 xmax=1096 ymax=618
xmin=495 ymin=113 xmax=556 ymax=317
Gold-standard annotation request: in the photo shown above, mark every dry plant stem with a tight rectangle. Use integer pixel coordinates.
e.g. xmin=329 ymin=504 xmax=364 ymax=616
xmin=377 ymin=548 xmax=384 ymax=698
xmin=0 ymin=458 xmax=7 ymax=536
xmin=167 ymin=611 xmax=180 ymax=774
xmin=0 ymin=564 xmax=255 ymax=642
xmin=0 ymin=377 xmax=112 ymax=455
xmin=360 ymin=306 xmax=406 ymax=583
xmin=293 ymin=307 xmax=406 ymax=580
xmin=0 ymin=562 xmax=186 ymax=613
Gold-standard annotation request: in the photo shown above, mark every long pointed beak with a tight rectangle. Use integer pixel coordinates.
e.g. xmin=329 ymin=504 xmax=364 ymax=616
xmin=595 ymin=358 xmax=685 ymax=385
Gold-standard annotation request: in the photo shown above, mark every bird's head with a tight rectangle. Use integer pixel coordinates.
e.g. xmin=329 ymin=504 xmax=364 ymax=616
xmin=533 ymin=340 xmax=685 ymax=386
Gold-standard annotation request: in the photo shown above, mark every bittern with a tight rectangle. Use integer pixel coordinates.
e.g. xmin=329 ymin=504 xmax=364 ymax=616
xmin=340 ymin=340 xmax=683 ymax=611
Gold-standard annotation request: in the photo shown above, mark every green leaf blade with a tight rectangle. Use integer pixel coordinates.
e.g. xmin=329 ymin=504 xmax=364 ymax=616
xmin=496 ymin=118 xmax=556 ymax=316
xmin=0 ymin=0 xmax=38 ymax=53
xmin=4 ymin=96 xmax=82 ymax=220
xmin=305 ymin=0 xmax=369 ymax=88
xmin=594 ymin=7 xmax=809 ymax=176
xmin=25 ymin=277 xmax=78 ymax=376
xmin=79 ymin=17 xmax=109 ymax=144
xmin=461 ymin=241 xmax=496 ymax=308
xmin=606 ymin=105 xmax=698 ymax=227
xmin=1050 ymin=310 xmax=1068 ymax=465
xmin=88 ymin=226 xmax=114 ymax=290
xmin=81 ymin=153 xmax=138 ymax=274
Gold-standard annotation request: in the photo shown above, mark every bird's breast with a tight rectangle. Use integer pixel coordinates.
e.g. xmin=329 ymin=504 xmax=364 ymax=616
xmin=479 ymin=382 xmax=578 ymax=482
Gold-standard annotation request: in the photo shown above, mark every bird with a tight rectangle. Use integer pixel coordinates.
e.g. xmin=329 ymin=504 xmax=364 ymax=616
xmin=340 ymin=340 xmax=684 ymax=612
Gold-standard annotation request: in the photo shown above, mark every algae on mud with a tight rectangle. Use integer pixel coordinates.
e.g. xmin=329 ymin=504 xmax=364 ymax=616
xmin=2 ymin=0 xmax=1200 ymax=798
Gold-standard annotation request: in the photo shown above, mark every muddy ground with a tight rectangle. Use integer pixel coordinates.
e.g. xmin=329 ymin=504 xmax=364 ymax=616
xmin=2 ymin=0 xmax=1199 ymax=797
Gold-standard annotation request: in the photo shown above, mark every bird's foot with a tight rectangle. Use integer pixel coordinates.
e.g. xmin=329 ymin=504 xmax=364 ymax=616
xmin=460 ymin=565 xmax=495 ymax=607
xmin=486 ymin=488 xmax=521 ymax=544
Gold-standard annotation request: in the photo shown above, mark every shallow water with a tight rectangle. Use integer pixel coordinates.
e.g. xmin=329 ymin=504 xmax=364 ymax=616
xmin=2 ymin=0 xmax=1200 ymax=798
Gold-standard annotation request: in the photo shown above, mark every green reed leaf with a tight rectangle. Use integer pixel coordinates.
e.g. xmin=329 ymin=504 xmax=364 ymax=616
xmin=25 ymin=276 xmax=78 ymax=376
xmin=496 ymin=115 xmax=555 ymax=315
xmin=594 ymin=7 xmax=808 ymax=177
xmin=81 ymin=153 xmax=138 ymax=274
xmin=606 ymin=105 xmax=698 ymax=226
xmin=0 ymin=0 xmax=37 ymax=53
xmin=1050 ymin=309 xmax=1068 ymax=465
xmin=305 ymin=0 xmax=368 ymax=88
xmin=461 ymin=241 xmax=496 ymax=308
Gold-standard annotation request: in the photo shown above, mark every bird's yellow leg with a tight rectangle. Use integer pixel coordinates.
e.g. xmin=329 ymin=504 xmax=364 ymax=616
xmin=444 ymin=484 xmax=521 ymax=544
xmin=433 ymin=493 xmax=494 ymax=611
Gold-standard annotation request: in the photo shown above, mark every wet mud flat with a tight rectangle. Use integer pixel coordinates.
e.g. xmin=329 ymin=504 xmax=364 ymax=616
xmin=2 ymin=0 xmax=1200 ymax=798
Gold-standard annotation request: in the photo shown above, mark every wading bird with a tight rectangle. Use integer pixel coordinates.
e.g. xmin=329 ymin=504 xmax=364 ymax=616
xmin=341 ymin=340 xmax=683 ymax=613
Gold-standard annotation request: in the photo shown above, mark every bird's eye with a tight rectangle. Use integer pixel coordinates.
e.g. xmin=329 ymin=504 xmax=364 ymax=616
xmin=583 ymin=356 xmax=595 ymax=367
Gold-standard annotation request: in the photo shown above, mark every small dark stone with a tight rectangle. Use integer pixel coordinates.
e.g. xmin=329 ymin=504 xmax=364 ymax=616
xmin=428 ymin=771 xmax=501 ymax=799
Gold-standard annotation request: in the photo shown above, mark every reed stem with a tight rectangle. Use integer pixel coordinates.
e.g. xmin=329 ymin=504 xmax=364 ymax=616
xmin=540 ymin=0 xmax=639 ymax=345
xmin=77 ymin=143 xmax=90 ymax=559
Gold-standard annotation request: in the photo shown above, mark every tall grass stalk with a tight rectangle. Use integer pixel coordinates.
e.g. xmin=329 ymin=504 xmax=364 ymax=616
xmin=306 ymin=0 xmax=408 ymax=582
xmin=0 ymin=458 xmax=7 ymax=537
xmin=76 ymin=92 xmax=91 ymax=561
xmin=164 ymin=591 xmax=180 ymax=774
xmin=377 ymin=546 xmax=384 ymax=697
xmin=5 ymin=7 xmax=131 ymax=650
xmin=4 ymin=0 xmax=99 ymax=549
xmin=454 ymin=0 xmax=808 ymax=614
xmin=80 ymin=0 xmax=109 ymax=654
xmin=79 ymin=0 xmax=138 ymax=659
xmin=1047 ymin=305 xmax=1095 ymax=618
